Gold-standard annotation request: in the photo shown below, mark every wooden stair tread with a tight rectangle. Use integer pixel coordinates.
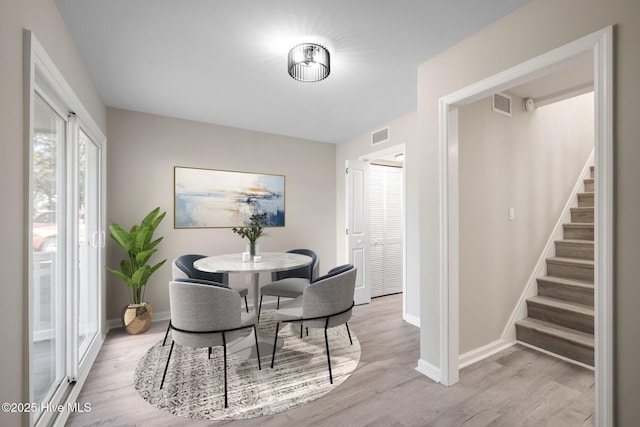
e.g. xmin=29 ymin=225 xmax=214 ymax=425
xmin=527 ymin=295 xmax=594 ymax=316
xmin=571 ymin=207 xmax=593 ymax=211
xmin=547 ymin=257 xmax=594 ymax=267
xmin=555 ymin=239 xmax=594 ymax=247
xmin=563 ymin=223 xmax=594 ymax=228
xmin=516 ymin=317 xmax=594 ymax=348
xmin=538 ymin=275 xmax=594 ymax=288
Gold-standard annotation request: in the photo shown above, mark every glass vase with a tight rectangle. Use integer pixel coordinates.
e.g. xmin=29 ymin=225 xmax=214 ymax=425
xmin=247 ymin=241 xmax=260 ymax=259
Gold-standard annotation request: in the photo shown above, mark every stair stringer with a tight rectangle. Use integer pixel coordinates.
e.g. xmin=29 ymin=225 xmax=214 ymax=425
xmin=500 ymin=150 xmax=594 ymax=343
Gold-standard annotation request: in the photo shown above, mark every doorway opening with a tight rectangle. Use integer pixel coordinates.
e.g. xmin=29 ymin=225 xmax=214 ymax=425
xmin=437 ymin=27 xmax=613 ymax=425
xmin=363 ymin=144 xmax=407 ymax=320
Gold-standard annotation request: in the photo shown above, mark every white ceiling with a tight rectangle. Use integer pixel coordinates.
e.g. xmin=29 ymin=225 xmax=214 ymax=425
xmin=54 ymin=0 xmax=533 ymax=143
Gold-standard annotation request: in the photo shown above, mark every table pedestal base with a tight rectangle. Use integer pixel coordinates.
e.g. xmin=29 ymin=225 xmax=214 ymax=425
xmin=228 ymin=331 xmax=283 ymax=360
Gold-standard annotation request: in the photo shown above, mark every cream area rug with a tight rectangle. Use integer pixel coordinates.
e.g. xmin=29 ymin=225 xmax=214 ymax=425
xmin=134 ymin=312 xmax=361 ymax=420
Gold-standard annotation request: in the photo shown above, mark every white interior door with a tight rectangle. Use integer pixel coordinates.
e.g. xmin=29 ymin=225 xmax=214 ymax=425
xmin=370 ymin=165 xmax=404 ymax=297
xmin=346 ymin=159 xmax=370 ymax=304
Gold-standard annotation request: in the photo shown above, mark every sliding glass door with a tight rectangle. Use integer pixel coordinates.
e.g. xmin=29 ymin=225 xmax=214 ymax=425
xmin=31 ymin=93 xmax=67 ymax=409
xmin=29 ymin=65 xmax=105 ymax=425
xmin=76 ymin=126 xmax=101 ymax=367
xmin=30 ymin=95 xmax=103 ymax=425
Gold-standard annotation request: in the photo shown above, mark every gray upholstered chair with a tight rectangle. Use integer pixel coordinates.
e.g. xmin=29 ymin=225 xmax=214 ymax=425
xmin=270 ymin=264 xmax=356 ymax=384
xmin=162 ymin=254 xmax=248 ymax=346
xmin=160 ymin=280 xmax=261 ymax=408
xmin=172 ymin=254 xmax=249 ymax=312
xmin=258 ymin=249 xmax=318 ymax=319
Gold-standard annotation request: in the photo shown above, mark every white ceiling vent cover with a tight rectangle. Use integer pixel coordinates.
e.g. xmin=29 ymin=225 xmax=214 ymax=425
xmin=492 ymin=93 xmax=512 ymax=116
xmin=371 ymin=127 xmax=390 ymax=145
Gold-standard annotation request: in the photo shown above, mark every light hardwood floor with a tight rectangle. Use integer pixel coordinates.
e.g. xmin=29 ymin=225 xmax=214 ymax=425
xmin=66 ymin=294 xmax=594 ymax=426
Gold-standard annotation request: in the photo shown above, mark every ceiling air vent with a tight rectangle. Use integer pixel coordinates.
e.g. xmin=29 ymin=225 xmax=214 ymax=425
xmin=492 ymin=93 xmax=512 ymax=116
xmin=371 ymin=127 xmax=389 ymax=145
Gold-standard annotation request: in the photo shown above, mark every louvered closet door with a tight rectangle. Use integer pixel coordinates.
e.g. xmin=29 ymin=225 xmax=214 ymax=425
xmin=370 ymin=166 xmax=403 ymax=297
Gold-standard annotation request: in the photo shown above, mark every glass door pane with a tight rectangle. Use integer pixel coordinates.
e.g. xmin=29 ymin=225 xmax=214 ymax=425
xmin=32 ymin=94 xmax=66 ymax=407
xmin=76 ymin=128 xmax=100 ymax=362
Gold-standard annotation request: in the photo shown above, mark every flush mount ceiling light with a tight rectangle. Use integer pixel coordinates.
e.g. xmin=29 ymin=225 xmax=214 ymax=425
xmin=288 ymin=43 xmax=330 ymax=82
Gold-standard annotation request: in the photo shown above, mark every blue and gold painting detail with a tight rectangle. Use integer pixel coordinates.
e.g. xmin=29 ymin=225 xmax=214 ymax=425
xmin=174 ymin=166 xmax=285 ymax=228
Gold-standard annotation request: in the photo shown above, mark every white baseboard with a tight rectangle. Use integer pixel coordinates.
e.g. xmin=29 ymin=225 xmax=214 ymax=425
xmin=415 ymin=339 xmax=515 ymax=385
xmin=415 ymin=358 xmax=441 ymax=383
xmin=403 ymin=313 xmax=420 ymax=327
xmin=458 ymin=339 xmax=515 ymax=369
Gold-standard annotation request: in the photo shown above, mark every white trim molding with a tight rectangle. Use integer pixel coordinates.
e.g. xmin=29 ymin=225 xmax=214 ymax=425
xmin=416 ymin=358 xmax=441 ymax=383
xmin=437 ymin=26 xmax=613 ymax=427
xmin=592 ymin=25 xmax=614 ymax=427
xmin=459 ymin=339 xmax=515 ymax=369
xmin=403 ymin=313 xmax=420 ymax=328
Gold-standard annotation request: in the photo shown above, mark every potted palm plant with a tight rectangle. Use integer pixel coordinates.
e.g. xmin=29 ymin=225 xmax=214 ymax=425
xmin=107 ymin=207 xmax=166 ymax=334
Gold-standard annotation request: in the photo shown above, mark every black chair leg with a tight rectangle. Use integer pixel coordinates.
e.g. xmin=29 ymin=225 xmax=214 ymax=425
xmin=271 ymin=322 xmax=280 ymax=368
xmin=244 ymin=296 xmax=249 ymax=313
xmin=300 ymin=323 xmax=303 ymax=338
xmin=345 ymin=322 xmax=353 ymax=345
xmin=162 ymin=320 xmax=172 ymax=346
xmin=208 ymin=347 xmax=212 ymax=359
xmin=160 ymin=340 xmax=175 ymax=389
xmin=324 ymin=319 xmax=333 ymax=384
xmin=253 ymin=325 xmax=262 ymax=370
xmin=258 ymin=295 xmax=264 ymax=321
xmin=276 ymin=296 xmax=280 ymax=309
xmin=223 ymin=332 xmax=228 ymax=408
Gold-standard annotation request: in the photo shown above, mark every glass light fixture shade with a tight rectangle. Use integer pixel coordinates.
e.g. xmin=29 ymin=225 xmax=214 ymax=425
xmin=288 ymin=43 xmax=330 ymax=82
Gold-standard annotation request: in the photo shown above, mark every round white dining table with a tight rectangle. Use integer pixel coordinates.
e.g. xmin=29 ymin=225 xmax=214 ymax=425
xmin=193 ymin=252 xmax=312 ymax=357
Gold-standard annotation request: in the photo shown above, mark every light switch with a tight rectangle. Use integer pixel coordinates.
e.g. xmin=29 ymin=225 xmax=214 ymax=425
xmin=509 ymin=207 xmax=515 ymax=221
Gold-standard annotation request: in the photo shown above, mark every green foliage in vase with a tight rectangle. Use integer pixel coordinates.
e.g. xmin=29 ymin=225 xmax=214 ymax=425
xmin=232 ymin=212 xmax=268 ymax=243
xmin=107 ymin=207 xmax=167 ymax=305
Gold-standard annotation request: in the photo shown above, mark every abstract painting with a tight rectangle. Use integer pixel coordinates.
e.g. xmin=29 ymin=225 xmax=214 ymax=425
xmin=174 ymin=166 xmax=285 ymax=228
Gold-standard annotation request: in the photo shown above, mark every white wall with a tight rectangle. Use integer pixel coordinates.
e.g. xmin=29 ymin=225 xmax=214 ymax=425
xmin=416 ymin=0 xmax=640 ymax=423
xmin=0 ymin=1 xmax=107 ymax=425
xmin=458 ymin=93 xmax=593 ymax=353
xmin=336 ymin=112 xmax=420 ymax=322
xmin=106 ymin=108 xmax=336 ymax=320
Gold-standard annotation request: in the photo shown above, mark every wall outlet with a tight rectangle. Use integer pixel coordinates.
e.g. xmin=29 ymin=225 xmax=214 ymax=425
xmin=509 ymin=207 xmax=515 ymax=221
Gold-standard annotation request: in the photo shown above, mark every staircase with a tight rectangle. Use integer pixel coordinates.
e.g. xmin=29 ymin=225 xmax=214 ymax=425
xmin=515 ymin=166 xmax=594 ymax=366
